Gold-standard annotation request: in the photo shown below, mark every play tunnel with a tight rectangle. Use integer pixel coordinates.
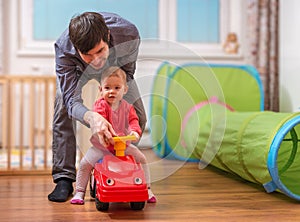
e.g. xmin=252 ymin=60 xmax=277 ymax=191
xmin=150 ymin=62 xmax=300 ymax=201
xmin=181 ymin=102 xmax=300 ymax=201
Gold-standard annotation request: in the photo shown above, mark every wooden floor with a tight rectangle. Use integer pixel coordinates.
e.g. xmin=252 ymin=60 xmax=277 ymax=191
xmin=1 ymin=149 xmax=300 ymax=222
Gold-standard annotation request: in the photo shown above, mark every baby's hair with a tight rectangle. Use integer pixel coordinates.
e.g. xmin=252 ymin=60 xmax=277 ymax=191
xmin=101 ymin=66 xmax=127 ymax=85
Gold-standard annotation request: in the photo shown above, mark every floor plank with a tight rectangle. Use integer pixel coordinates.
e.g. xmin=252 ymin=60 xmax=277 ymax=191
xmin=1 ymin=149 xmax=300 ymax=221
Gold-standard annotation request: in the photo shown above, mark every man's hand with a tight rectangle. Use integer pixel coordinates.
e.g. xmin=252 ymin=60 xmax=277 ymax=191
xmin=84 ymin=111 xmax=116 ymax=147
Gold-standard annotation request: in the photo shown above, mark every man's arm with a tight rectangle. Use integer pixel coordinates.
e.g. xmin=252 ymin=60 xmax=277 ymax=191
xmin=85 ymin=99 xmax=116 ymax=147
xmin=55 ymin=41 xmax=89 ymax=125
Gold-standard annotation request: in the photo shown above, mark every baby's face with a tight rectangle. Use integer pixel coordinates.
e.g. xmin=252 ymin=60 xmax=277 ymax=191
xmin=100 ymin=75 xmax=127 ymax=107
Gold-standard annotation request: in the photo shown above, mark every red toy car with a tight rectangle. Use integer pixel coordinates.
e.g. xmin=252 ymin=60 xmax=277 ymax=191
xmin=90 ymin=136 xmax=148 ymax=211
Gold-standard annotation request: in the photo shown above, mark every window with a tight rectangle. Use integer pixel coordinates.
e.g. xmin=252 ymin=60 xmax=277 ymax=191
xmin=19 ymin=0 xmax=244 ymax=58
xmin=33 ymin=0 xmax=158 ymax=40
xmin=177 ymin=0 xmax=220 ymax=43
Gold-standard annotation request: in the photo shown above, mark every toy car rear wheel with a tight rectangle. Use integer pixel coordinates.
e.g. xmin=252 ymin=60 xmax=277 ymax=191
xmin=130 ymin=201 xmax=145 ymax=210
xmin=89 ymin=174 xmax=96 ymax=198
xmin=95 ymin=197 xmax=109 ymax=211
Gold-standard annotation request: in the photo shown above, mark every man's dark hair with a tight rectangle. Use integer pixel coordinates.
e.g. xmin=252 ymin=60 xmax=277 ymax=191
xmin=69 ymin=12 xmax=109 ymax=54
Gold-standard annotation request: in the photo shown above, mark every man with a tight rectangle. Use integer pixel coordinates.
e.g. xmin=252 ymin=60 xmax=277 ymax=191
xmin=48 ymin=11 xmax=146 ymax=202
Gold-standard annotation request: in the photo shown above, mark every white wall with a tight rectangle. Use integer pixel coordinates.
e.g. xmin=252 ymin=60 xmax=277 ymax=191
xmin=1 ymin=0 xmax=247 ymax=131
xmin=4 ymin=0 xmax=245 ymax=76
xmin=6 ymin=0 xmax=300 ymax=145
xmin=3 ymin=1 xmax=298 ymax=115
xmin=279 ymin=1 xmax=300 ymax=112
xmin=4 ymin=0 xmax=55 ymax=75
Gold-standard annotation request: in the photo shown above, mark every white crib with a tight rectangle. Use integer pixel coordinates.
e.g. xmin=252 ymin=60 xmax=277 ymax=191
xmin=0 ymin=75 xmax=56 ymax=174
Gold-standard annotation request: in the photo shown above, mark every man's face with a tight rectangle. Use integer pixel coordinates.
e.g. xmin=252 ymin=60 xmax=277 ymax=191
xmin=78 ymin=40 xmax=109 ymax=70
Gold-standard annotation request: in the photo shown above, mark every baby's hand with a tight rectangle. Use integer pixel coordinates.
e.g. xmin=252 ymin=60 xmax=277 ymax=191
xmin=129 ymin=131 xmax=140 ymax=142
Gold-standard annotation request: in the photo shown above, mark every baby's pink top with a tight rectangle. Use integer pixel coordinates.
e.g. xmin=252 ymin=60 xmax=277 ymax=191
xmin=92 ymin=98 xmax=141 ymax=153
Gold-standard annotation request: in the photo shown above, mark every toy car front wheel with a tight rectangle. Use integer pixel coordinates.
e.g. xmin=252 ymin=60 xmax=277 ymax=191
xmin=95 ymin=197 xmax=109 ymax=211
xmin=130 ymin=201 xmax=145 ymax=210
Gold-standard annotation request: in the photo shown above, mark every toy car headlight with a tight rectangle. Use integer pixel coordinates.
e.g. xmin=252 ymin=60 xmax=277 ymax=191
xmin=106 ymin=178 xmax=115 ymax=186
xmin=134 ymin=177 xmax=143 ymax=185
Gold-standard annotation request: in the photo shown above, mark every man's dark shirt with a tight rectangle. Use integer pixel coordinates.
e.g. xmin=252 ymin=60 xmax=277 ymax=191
xmin=54 ymin=12 xmax=140 ymax=124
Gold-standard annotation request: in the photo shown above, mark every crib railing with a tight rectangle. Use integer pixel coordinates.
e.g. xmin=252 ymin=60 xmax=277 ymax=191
xmin=0 ymin=75 xmax=56 ymax=174
xmin=0 ymin=76 xmax=100 ymax=175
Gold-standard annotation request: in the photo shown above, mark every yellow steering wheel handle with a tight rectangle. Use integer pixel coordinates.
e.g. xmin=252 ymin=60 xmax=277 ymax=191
xmin=113 ymin=135 xmax=136 ymax=156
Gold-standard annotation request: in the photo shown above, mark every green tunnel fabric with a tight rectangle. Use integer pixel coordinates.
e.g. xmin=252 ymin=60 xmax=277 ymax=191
xmin=181 ymin=103 xmax=300 ymax=200
xmin=150 ymin=62 xmax=264 ymax=161
xmin=149 ymin=62 xmax=300 ymax=201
